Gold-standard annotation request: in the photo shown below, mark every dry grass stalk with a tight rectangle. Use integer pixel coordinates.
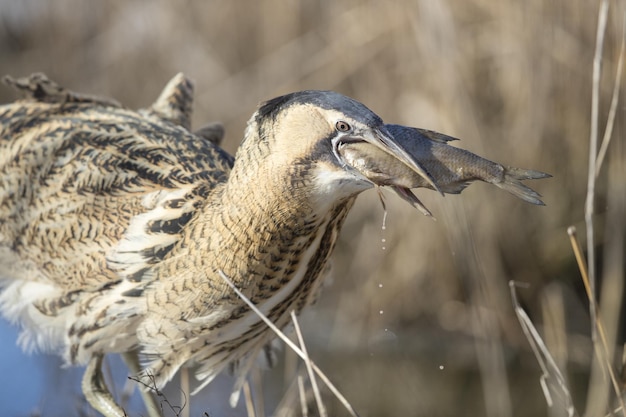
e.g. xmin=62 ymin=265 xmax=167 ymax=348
xmin=290 ymin=310 xmax=326 ymax=417
xmin=297 ymin=374 xmax=309 ymax=417
xmin=568 ymin=227 xmax=626 ymax=417
xmin=584 ymin=0 xmax=609 ymax=346
xmin=595 ymin=12 xmax=625 ymax=177
xmin=180 ymin=367 xmax=190 ymax=417
xmin=218 ymin=270 xmax=360 ymax=417
xmin=581 ymin=1 xmax=626 ymax=415
xmin=510 ymin=281 xmax=577 ymax=417
xmin=243 ymin=379 xmax=256 ymax=417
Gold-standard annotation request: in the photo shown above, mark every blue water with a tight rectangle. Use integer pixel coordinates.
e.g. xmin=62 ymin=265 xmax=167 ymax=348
xmin=0 ymin=320 xmax=251 ymax=416
xmin=0 ymin=321 xmax=151 ymax=416
xmin=0 ymin=320 xmax=72 ymax=417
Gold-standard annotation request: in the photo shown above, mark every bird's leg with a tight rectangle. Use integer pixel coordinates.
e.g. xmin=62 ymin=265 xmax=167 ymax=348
xmin=82 ymin=353 xmax=126 ymax=417
xmin=122 ymin=351 xmax=162 ymax=417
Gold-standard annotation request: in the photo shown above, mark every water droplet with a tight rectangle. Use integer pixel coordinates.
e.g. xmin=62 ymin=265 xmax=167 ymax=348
xmin=381 ymin=238 xmax=386 ymax=243
xmin=381 ymin=246 xmax=386 ymax=250
xmin=378 ymin=283 xmax=383 ymax=288
xmin=439 ymin=365 xmax=445 ymax=370
xmin=379 ymin=310 xmax=384 ymax=315
xmin=381 ymin=210 xmax=388 ymax=231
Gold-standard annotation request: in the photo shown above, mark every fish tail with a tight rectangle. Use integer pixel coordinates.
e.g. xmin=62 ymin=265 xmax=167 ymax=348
xmin=497 ymin=167 xmax=551 ymax=206
xmin=504 ymin=167 xmax=552 ymax=181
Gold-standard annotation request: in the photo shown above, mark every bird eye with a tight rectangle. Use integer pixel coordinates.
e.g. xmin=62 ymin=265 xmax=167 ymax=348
xmin=335 ymin=121 xmax=351 ymax=132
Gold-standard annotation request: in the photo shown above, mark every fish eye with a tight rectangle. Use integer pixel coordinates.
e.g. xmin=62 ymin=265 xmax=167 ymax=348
xmin=335 ymin=121 xmax=351 ymax=133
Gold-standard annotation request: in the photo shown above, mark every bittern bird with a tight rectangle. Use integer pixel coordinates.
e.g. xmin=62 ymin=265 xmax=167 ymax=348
xmin=0 ymin=73 xmax=549 ymax=416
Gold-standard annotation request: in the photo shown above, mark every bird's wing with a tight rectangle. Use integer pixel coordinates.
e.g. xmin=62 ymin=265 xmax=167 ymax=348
xmin=0 ymin=74 xmax=234 ymax=296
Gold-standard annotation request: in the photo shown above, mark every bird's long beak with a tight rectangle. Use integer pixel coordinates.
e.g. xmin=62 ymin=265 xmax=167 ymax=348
xmin=334 ymin=127 xmax=441 ymax=216
xmin=334 ymin=128 xmax=441 ymax=191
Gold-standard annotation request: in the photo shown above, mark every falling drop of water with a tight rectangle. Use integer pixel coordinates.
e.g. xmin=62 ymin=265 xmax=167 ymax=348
xmin=380 ymin=205 xmax=388 ymax=251
xmin=381 ymin=209 xmax=388 ymax=231
xmin=378 ymin=283 xmax=383 ymax=288
xmin=379 ymin=310 xmax=384 ymax=315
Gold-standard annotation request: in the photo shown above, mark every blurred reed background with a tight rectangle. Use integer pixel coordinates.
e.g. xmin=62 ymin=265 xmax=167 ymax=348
xmin=0 ymin=0 xmax=624 ymax=416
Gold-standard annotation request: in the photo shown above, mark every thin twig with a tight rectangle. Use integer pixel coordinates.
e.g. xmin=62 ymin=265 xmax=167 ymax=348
xmin=290 ymin=310 xmax=326 ymax=417
xmin=297 ymin=374 xmax=309 ymax=417
xmin=509 ymin=281 xmax=577 ymax=416
xmin=243 ymin=379 xmax=256 ymax=417
xmin=218 ymin=270 xmax=360 ymax=417
xmin=180 ymin=366 xmax=190 ymax=417
xmin=129 ymin=372 xmax=186 ymax=417
xmin=595 ymin=12 xmax=626 ymax=177
xmin=585 ymin=0 xmax=609 ymax=344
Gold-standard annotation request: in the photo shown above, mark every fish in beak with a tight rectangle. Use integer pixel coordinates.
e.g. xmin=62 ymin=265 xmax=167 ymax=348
xmin=338 ymin=124 xmax=551 ymax=216
xmin=334 ymin=127 xmax=440 ymax=193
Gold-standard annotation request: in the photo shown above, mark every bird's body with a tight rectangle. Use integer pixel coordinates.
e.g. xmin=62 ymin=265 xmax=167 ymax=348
xmin=0 ymin=74 xmax=359 ymax=390
xmin=0 ymin=73 xmax=548 ymax=416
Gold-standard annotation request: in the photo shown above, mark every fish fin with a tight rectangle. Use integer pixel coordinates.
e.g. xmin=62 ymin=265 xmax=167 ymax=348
xmin=438 ymin=181 xmax=472 ymax=194
xmin=390 ymin=186 xmax=434 ymax=218
xmin=415 ymin=128 xmax=460 ymax=143
xmin=497 ymin=167 xmax=551 ymax=206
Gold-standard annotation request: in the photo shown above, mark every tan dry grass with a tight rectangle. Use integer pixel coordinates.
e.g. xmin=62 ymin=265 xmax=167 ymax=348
xmin=0 ymin=0 xmax=624 ymax=416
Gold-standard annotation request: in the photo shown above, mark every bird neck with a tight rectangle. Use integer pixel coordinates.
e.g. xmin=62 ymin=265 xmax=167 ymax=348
xmin=146 ymin=130 xmax=355 ymax=335
xmin=202 ymin=149 xmax=345 ymax=294
xmin=219 ymin=157 xmax=317 ymax=250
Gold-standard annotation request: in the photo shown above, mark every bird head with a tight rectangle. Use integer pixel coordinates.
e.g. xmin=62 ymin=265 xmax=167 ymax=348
xmin=238 ymin=90 xmax=437 ymax=212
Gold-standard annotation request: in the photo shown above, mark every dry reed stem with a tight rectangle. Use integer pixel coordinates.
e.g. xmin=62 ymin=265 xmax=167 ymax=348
xmin=218 ymin=270 xmax=360 ymax=417
xmin=568 ymin=227 xmax=626 ymax=417
xmin=582 ymin=2 xmax=626 ymax=416
xmin=297 ymin=374 xmax=309 ymax=417
xmin=583 ymin=1 xmax=621 ymax=415
xmin=243 ymin=379 xmax=256 ymax=417
xmin=585 ymin=0 xmax=609 ymax=346
xmin=595 ymin=12 xmax=626 ymax=177
xmin=180 ymin=367 xmax=189 ymax=417
xmin=290 ymin=310 xmax=326 ymax=417
xmin=510 ymin=281 xmax=577 ymax=417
